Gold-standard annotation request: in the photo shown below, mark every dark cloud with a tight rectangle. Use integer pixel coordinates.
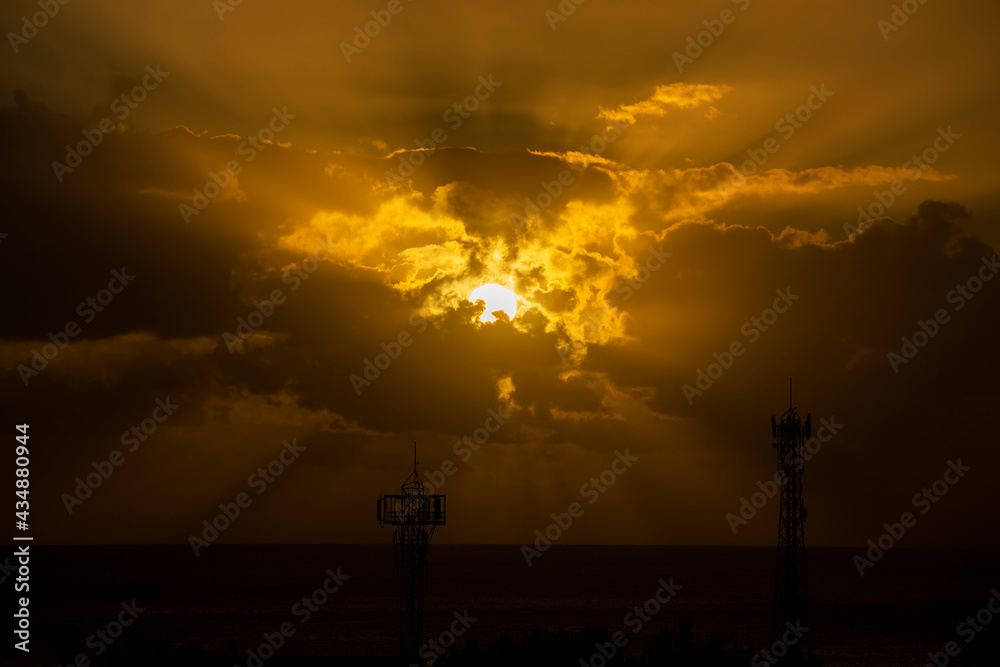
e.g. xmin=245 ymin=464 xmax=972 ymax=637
xmin=1 ymin=1 xmax=997 ymax=550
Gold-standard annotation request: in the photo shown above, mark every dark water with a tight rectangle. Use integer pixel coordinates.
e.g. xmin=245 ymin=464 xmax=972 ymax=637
xmin=6 ymin=545 xmax=998 ymax=665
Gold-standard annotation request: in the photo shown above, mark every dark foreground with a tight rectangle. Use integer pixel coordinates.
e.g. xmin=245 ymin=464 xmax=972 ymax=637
xmin=5 ymin=545 xmax=999 ymax=666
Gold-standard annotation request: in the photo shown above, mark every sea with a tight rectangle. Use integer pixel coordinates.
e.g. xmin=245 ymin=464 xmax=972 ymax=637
xmin=6 ymin=545 xmax=998 ymax=666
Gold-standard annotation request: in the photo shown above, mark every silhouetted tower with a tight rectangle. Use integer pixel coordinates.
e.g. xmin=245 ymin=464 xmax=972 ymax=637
xmin=770 ymin=379 xmax=814 ymax=664
xmin=377 ymin=444 xmax=446 ymax=662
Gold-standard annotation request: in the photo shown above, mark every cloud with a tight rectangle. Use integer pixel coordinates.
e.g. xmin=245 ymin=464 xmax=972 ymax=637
xmin=597 ymin=83 xmax=732 ymax=125
xmin=624 ymin=163 xmax=956 ymax=228
xmin=2 ymin=91 xmax=997 ymax=547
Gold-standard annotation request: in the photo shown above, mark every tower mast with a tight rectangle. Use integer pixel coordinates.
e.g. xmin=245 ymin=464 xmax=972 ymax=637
xmin=770 ymin=379 xmax=814 ymax=664
xmin=377 ymin=443 xmax=446 ymax=661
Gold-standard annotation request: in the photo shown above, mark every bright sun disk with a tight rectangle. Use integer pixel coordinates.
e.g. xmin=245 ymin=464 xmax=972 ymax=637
xmin=468 ymin=283 xmax=518 ymax=323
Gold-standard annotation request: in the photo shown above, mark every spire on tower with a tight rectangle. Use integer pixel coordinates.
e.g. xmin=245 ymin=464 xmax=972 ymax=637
xmin=377 ymin=444 xmax=447 ymax=661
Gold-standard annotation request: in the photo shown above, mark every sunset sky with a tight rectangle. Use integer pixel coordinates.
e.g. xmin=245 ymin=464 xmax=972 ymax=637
xmin=2 ymin=0 xmax=998 ymax=548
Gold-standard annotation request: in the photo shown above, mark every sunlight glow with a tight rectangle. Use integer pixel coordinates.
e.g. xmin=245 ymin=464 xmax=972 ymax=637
xmin=469 ymin=283 xmax=518 ymax=323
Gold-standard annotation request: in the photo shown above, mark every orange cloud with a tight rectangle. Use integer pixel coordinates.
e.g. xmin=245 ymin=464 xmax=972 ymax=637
xmin=597 ymin=83 xmax=732 ymax=125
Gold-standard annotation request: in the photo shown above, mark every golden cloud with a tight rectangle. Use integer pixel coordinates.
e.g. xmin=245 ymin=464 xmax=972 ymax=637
xmin=597 ymin=83 xmax=732 ymax=125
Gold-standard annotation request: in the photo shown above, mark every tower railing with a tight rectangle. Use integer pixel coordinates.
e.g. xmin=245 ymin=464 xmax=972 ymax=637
xmin=377 ymin=445 xmax=446 ymax=661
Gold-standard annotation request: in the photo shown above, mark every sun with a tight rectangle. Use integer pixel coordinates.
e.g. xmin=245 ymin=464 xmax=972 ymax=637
xmin=468 ymin=283 xmax=518 ymax=323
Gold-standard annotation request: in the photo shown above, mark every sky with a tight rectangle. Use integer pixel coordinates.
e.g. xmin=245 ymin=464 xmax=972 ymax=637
xmin=1 ymin=0 xmax=998 ymax=548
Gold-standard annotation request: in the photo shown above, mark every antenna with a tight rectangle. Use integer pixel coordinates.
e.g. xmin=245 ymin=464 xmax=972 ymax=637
xmin=770 ymin=384 xmax=814 ymax=664
xmin=377 ymin=445 xmax=447 ymax=662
